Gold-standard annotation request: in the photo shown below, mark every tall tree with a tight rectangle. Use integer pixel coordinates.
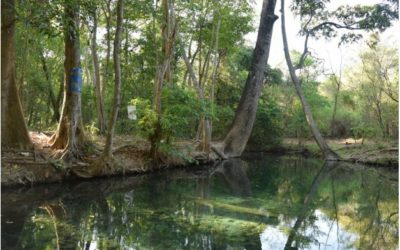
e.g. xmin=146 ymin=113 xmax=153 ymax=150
xmin=101 ymin=0 xmax=112 ymax=101
xmin=1 ymin=0 xmax=33 ymax=149
xmin=348 ymin=38 xmax=399 ymax=138
xmin=102 ymin=0 xmax=124 ymax=160
xmin=150 ymin=0 xmax=177 ymax=160
xmin=281 ymin=0 xmax=397 ymax=160
xmin=39 ymin=46 xmax=61 ymax=122
xmin=281 ymin=0 xmax=340 ymax=161
xmin=182 ymin=51 xmax=211 ymax=153
xmin=49 ymin=0 xmax=85 ymax=160
xmin=90 ymin=6 xmax=107 ymax=134
xmin=329 ymin=54 xmax=343 ymax=137
xmin=214 ymin=0 xmax=278 ymax=158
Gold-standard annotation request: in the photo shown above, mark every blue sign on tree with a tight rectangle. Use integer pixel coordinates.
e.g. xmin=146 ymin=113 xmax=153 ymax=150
xmin=70 ymin=67 xmax=83 ymax=93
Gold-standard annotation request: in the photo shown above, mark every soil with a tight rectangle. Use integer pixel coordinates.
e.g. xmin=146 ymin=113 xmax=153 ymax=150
xmin=2 ymin=134 xmax=397 ymax=187
xmin=1 ymin=132 xmax=219 ymax=187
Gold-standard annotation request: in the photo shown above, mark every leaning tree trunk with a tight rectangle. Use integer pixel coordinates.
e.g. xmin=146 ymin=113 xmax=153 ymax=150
xmin=102 ymin=0 xmax=124 ymax=159
xmin=49 ymin=0 xmax=85 ymax=160
xmin=216 ymin=0 xmax=278 ymax=158
xmin=1 ymin=0 xmax=33 ymax=150
xmin=91 ymin=8 xmax=107 ymax=134
xmin=281 ymin=0 xmax=339 ymax=161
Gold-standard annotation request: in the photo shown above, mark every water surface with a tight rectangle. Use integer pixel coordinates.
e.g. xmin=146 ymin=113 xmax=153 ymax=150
xmin=2 ymin=155 xmax=398 ymax=249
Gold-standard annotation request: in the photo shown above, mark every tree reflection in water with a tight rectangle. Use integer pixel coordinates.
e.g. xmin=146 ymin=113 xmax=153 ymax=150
xmin=2 ymin=155 xmax=398 ymax=250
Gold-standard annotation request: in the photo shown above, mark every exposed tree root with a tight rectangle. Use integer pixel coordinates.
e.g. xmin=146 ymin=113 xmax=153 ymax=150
xmin=211 ymin=143 xmax=227 ymax=160
xmin=72 ymin=154 xmax=123 ymax=178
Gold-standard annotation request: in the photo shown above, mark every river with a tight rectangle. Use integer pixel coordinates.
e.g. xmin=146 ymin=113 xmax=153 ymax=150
xmin=1 ymin=154 xmax=398 ymax=249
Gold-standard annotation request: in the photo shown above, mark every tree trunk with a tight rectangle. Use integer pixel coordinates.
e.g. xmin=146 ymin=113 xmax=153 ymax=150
xmin=91 ymin=8 xmax=107 ymax=134
xmin=102 ymin=0 xmax=124 ymax=159
xmin=330 ymin=83 xmax=340 ymax=137
xmin=49 ymin=0 xmax=85 ymax=160
xmin=216 ymin=0 xmax=278 ymax=158
xmin=330 ymin=58 xmax=343 ymax=137
xmin=281 ymin=0 xmax=339 ymax=161
xmin=102 ymin=0 xmax=112 ymax=102
xmin=1 ymin=0 xmax=33 ymax=150
xmin=150 ymin=0 xmax=177 ymax=159
xmin=39 ymin=47 xmax=60 ymax=122
xmin=375 ymin=100 xmax=386 ymax=138
xmin=182 ymin=52 xmax=211 ymax=152
xmin=209 ymin=12 xmax=222 ymax=142
xmin=153 ymin=0 xmax=176 ymax=112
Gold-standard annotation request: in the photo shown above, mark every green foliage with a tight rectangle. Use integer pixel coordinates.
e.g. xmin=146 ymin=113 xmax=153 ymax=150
xmin=249 ymin=94 xmax=284 ymax=149
xmin=346 ymin=38 xmax=398 ymax=139
xmin=291 ymin=0 xmax=398 ymax=44
xmin=161 ymin=86 xmax=204 ymax=140
xmin=212 ymin=105 xmax=235 ymax=139
xmin=10 ymin=0 xmax=398 ymax=152
xmin=156 ymin=142 xmax=196 ymax=164
xmin=129 ymin=98 xmax=158 ymax=139
xmin=131 ymin=86 xmax=204 ymax=142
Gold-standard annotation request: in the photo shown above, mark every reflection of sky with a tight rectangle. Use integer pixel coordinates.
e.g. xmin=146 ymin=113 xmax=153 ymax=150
xmin=260 ymin=210 xmax=358 ymax=250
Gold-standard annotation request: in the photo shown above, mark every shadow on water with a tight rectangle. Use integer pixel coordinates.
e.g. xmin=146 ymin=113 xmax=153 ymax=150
xmin=2 ymin=155 xmax=398 ymax=250
xmin=212 ymin=159 xmax=252 ymax=197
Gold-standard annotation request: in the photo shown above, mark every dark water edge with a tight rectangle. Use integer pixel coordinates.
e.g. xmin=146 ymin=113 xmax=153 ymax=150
xmin=2 ymin=155 xmax=398 ymax=250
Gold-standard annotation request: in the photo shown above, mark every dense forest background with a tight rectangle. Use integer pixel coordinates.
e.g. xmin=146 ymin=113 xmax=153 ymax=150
xmin=3 ymin=0 xmax=398 ymax=160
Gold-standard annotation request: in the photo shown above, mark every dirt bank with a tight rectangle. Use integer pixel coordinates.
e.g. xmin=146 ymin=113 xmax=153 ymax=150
xmin=2 ymin=134 xmax=397 ymax=187
xmin=252 ymin=138 xmax=398 ymax=168
xmin=1 ymin=132 xmax=220 ymax=188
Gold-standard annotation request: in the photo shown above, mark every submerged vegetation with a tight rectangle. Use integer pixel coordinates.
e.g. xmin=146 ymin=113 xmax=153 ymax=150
xmin=2 ymin=156 xmax=398 ymax=249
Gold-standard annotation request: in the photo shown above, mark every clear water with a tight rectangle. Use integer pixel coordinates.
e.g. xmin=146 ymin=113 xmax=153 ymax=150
xmin=2 ymin=155 xmax=398 ymax=250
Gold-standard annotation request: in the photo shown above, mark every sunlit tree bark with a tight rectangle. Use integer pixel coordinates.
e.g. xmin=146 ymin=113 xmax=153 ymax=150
xmin=150 ymin=0 xmax=177 ymax=160
xmin=49 ymin=0 xmax=85 ymax=160
xmin=281 ymin=0 xmax=340 ymax=161
xmin=1 ymin=0 xmax=33 ymax=149
xmin=215 ymin=0 xmax=278 ymax=158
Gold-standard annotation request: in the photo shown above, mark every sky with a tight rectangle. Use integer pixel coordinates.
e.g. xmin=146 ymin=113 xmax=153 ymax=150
xmin=244 ymin=0 xmax=399 ymax=78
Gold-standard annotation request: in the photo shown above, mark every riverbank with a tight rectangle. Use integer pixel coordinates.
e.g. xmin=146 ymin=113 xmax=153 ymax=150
xmin=1 ymin=132 xmax=220 ymax=187
xmin=255 ymin=138 xmax=398 ymax=168
xmin=1 ymin=134 xmax=398 ymax=187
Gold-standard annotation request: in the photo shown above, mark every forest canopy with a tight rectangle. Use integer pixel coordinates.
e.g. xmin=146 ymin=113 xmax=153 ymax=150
xmin=1 ymin=0 xmax=398 ymax=164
